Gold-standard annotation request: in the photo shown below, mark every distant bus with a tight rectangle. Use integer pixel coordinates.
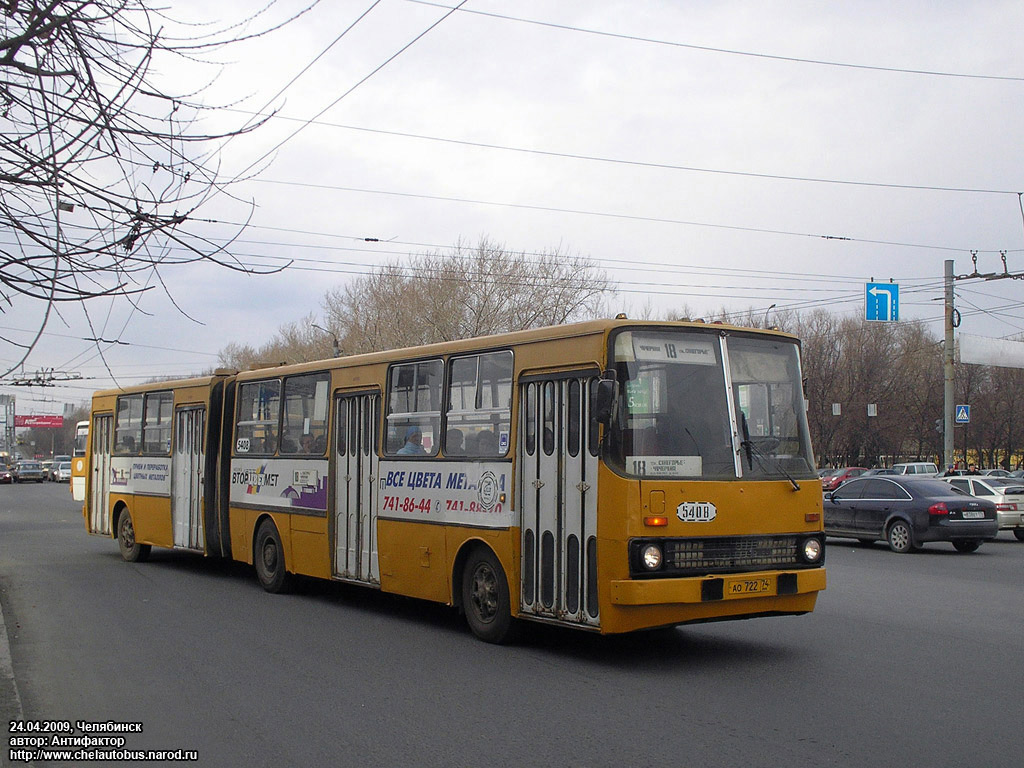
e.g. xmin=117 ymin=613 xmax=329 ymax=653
xmin=70 ymin=420 xmax=89 ymax=501
xmin=79 ymin=319 xmax=826 ymax=642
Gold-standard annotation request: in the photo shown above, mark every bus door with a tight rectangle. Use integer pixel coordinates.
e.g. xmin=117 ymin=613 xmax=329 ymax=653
xmin=88 ymin=414 xmax=113 ymax=535
xmin=519 ymin=376 xmax=600 ymax=627
xmin=172 ymin=407 xmax=205 ymax=551
xmin=333 ymin=393 xmax=380 ymax=584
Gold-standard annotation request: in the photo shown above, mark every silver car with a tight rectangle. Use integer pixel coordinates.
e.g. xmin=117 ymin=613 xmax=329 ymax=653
xmin=944 ymin=476 xmax=1024 ymax=541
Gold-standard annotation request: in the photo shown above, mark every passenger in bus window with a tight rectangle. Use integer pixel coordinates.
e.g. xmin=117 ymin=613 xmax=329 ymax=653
xmin=397 ymin=426 xmax=426 ymax=455
xmin=280 ymin=430 xmax=297 ymax=453
xmin=445 ymin=428 xmax=464 ymax=455
xmin=300 ymin=434 xmax=315 ymax=453
xmin=477 ymin=430 xmax=498 ymax=456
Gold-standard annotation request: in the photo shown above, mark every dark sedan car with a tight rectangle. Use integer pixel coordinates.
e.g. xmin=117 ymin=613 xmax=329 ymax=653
xmin=824 ymin=476 xmax=998 ymax=553
xmin=13 ymin=460 xmax=46 ymax=483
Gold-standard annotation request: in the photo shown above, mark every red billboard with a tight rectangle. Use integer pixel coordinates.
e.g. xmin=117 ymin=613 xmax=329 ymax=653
xmin=14 ymin=415 xmax=64 ymax=428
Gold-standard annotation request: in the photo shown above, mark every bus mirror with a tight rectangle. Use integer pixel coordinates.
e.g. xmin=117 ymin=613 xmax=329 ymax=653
xmin=592 ymin=378 xmax=616 ymax=425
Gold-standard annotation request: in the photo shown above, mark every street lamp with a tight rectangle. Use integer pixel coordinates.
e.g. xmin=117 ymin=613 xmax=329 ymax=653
xmin=763 ymin=304 xmax=777 ymax=329
xmin=311 ymin=323 xmax=341 ymax=358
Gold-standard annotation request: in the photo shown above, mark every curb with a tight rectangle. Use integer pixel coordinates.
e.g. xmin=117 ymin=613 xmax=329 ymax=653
xmin=1 ymin=596 xmax=27 ymax=768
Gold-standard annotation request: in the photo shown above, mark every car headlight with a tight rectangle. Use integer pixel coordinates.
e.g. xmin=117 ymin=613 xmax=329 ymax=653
xmin=641 ymin=544 xmax=663 ymax=570
xmin=802 ymin=537 xmax=823 ymax=563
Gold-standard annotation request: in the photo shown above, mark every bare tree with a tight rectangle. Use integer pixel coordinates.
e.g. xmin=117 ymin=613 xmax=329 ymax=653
xmin=322 ymin=237 xmax=613 ymax=354
xmin=0 ymin=0 xmax=316 ymax=376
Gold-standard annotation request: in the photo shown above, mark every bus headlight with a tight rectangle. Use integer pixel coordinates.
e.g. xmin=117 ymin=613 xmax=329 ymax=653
xmin=641 ymin=544 xmax=663 ymax=570
xmin=802 ymin=537 xmax=823 ymax=563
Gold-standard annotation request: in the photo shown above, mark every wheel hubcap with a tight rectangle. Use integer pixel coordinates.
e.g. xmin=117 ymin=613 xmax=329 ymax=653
xmin=470 ymin=564 xmax=498 ymax=622
xmin=262 ymin=540 xmax=278 ymax=571
xmin=891 ymin=525 xmax=909 ymax=549
xmin=122 ymin=519 xmax=135 ymax=548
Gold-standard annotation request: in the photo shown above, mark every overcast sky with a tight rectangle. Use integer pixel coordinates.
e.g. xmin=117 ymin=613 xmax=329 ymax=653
xmin=4 ymin=0 xmax=1024 ymax=415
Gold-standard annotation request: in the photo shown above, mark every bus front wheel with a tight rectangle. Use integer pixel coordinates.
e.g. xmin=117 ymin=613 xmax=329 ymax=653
xmin=461 ymin=547 xmax=518 ymax=644
xmin=254 ymin=520 xmax=291 ymax=593
xmin=117 ymin=510 xmax=150 ymax=563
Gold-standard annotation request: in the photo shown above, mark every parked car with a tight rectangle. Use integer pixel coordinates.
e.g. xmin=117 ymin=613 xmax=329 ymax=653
xmin=863 ymin=468 xmax=897 ymax=476
xmin=890 ymin=462 xmax=940 ymax=477
xmin=53 ymin=461 xmax=72 ymax=482
xmin=944 ymin=476 xmax=1024 ymax=541
xmin=979 ymin=468 xmax=1011 ymax=477
xmin=13 ymin=460 xmax=46 ymax=483
xmin=824 ymin=475 xmax=998 ymax=553
xmin=1009 ymin=469 xmax=1024 ymax=479
xmin=821 ymin=467 xmax=868 ymax=492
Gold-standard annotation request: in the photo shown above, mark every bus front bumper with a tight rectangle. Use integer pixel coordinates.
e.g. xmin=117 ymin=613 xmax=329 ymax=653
xmin=610 ymin=567 xmax=827 ymax=606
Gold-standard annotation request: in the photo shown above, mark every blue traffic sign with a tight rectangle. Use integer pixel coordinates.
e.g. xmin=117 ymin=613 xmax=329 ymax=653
xmin=955 ymin=404 xmax=970 ymax=424
xmin=866 ymin=283 xmax=899 ymax=322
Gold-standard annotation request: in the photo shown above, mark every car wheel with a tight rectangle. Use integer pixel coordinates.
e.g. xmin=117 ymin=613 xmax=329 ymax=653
xmin=886 ymin=519 xmax=914 ymax=553
xmin=461 ymin=546 xmax=519 ymax=644
xmin=117 ymin=510 xmax=151 ymax=562
xmin=1013 ymin=530 xmax=1024 ymax=542
xmin=254 ymin=519 xmax=291 ymax=593
xmin=952 ymin=540 xmax=982 ymax=553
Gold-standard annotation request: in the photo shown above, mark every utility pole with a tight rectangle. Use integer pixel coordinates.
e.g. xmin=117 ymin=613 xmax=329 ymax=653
xmin=943 ymin=259 xmax=955 ymax=469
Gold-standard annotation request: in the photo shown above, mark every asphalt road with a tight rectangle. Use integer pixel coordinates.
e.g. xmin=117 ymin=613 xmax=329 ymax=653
xmin=2 ymin=482 xmax=1023 ymax=767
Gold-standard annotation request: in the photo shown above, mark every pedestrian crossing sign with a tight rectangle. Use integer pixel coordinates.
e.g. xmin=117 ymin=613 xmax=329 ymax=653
xmin=955 ymin=405 xmax=970 ymax=424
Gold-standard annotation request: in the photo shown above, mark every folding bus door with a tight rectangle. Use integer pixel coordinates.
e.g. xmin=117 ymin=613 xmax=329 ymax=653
xmin=519 ymin=376 xmax=600 ymax=627
xmin=333 ymin=393 xmax=380 ymax=584
xmin=88 ymin=414 xmax=113 ymax=535
xmin=172 ymin=407 xmax=206 ymax=551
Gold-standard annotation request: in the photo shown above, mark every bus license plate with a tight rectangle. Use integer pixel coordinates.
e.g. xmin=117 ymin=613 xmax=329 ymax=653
xmin=962 ymin=509 xmax=985 ymax=519
xmin=727 ymin=577 xmax=772 ymax=595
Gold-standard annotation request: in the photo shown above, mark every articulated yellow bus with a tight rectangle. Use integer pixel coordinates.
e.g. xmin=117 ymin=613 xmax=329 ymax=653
xmin=80 ymin=319 xmax=826 ymax=642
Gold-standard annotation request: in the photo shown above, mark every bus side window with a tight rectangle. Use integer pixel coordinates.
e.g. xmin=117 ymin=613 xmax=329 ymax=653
xmin=386 ymin=360 xmax=443 ymax=456
xmin=142 ymin=391 xmax=173 ymax=455
xmin=114 ymin=394 xmax=143 ymax=455
xmin=280 ymin=373 xmax=329 ymax=455
xmin=235 ymin=379 xmax=281 ymax=455
xmin=445 ymin=351 xmax=512 ymax=458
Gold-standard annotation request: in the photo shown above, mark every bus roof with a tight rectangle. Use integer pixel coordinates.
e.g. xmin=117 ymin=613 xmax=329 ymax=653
xmin=232 ymin=318 xmax=799 ymax=383
xmin=91 ymin=318 xmax=799 ymax=394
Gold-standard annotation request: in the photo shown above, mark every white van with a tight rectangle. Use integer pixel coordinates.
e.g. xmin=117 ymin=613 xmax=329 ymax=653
xmin=891 ymin=461 xmax=939 ymax=477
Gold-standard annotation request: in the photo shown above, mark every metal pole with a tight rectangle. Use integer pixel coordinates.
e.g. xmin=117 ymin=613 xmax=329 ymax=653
xmin=943 ymin=259 xmax=955 ymax=469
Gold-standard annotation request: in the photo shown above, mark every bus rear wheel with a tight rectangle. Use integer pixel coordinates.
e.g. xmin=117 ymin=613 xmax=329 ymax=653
xmin=462 ymin=547 xmax=518 ymax=644
xmin=117 ymin=510 xmax=150 ymax=563
xmin=254 ymin=520 xmax=291 ymax=593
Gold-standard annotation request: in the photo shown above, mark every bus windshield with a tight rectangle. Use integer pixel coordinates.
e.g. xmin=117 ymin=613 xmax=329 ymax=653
xmin=73 ymin=420 xmax=89 ymax=457
xmin=608 ymin=330 xmax=815 ymax=481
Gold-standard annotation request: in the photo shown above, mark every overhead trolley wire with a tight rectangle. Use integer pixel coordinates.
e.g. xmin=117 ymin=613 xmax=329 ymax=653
xmin=405 ymin=1 xmax=1024 ymax=83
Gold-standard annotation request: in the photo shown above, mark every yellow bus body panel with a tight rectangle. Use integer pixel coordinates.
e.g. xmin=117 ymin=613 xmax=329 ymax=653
xmin=289 ymin=514 xmax=330 ymax=580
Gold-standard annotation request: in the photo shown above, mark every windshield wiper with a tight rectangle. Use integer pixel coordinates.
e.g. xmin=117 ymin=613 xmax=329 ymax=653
xmin=739 ymin=412 xmax=800 ymax=491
